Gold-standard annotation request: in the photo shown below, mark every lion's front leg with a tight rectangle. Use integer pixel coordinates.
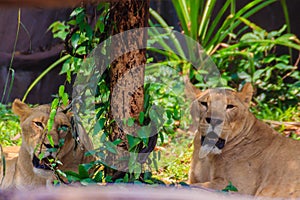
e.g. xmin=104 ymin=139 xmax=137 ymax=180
xmin=191 ymin=178 xmax=228 ymax=191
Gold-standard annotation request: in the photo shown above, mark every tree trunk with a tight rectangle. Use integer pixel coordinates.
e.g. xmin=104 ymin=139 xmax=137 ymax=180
xmin=107 ymin=0 xmax=150 ymax=179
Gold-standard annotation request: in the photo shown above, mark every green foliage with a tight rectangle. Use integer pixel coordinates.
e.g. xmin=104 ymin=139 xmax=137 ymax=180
xmin=38 ymin=85 xmax=70 ymax=182
xmin=46 ymin=5 xmax=112 ymax=184
xmin=144 ymin=65 xmax=191 ymax=140
xmin=150 ymin=0 xmax=300 ymax=111
xmin=22 ymin=4 xmax=111 ymax=103
xmin=0 ymin=103 xmax=21 ymax=146
xmin=222 ymin=182 xmax=238 ymax=192
xmin=252 ymin=103 xmax=299 ymax=122
xmin=47 ymin=85 xmax=69 ymax=134
xmin=153 ymin=134 xmax=192 ymax=183
xmin=64 ymin=163 xmax=97 ymax=185
xmin=170 ymin=0 xmax=277 ymax=54
xmin=49 ymin=4 xmax=110 ymax=83
xmin=214 ymin=25 xmax=300 ymax=107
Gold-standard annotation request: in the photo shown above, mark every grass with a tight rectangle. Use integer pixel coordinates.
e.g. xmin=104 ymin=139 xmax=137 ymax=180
xmin=0 ymin=103 xmax=21 ymax=146
xmin=252 ymin=102 xmax=300 ymax=122
xmin=153 ymin=130 xmax=193 ymax=184
xmin=251 ymin=103 xmax=300 ymax=138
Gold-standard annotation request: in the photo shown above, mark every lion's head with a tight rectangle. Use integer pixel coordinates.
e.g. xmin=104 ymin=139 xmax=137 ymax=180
xmin=12 ymin=99 xmax=74 ymax=178
xmin=193 ymin=83 xmax=254 ymax=158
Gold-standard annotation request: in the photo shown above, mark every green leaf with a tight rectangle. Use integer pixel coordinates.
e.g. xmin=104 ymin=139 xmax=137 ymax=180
xmin=159 ymin=132 xmax=164 ymax=144
xmin=47 ymin=134 xmax=54 ymax=147
xmin=56 ymin=169 xmax=67 ymax=178
xmin=59 ymin=138 xmax=65 ymax=147
xmin=112 ymin=138 xmax=122 ymax=145
xmin=237 ymin=71 xmax=251 ymax=80
xmin=92 ymin=171 xmax=103 ymax=182
xmin=99 ymin=22 xmax=105 ymax=33
xmin=59 ymin=85 xmax=65 ymax=98
xmin=127 ymin=135 xmax=141 ymax=152
xmin=173 ymin=108 xmax=180 ymax=120
xmin=239 ymin=17 xmax=263 ymax=32
xmin=93 ymin=118 xmax=105 ymax=136
xmin=144 ymin=179 xmax=154 ymax=184
xmin=149 ymin=106 xmax=164 ymax=127
xmin=179 ymin=182 xmax=190 ymax=187
xmin=67 ymin=19 xmax=77 ymax=26
xmin=70 ymin=7 xmax=84 ymax=17
xmin=123 ymin=173 xmax=129 ymax=183
xmin=127 ymin=118 xmax=135 ymax=127
xmin=143 ymin=171 xmax=152 ymax=180
xmin=53 ymin=180 xmax=60 ymax=186
xmin=253 ymin=69 xmax=265 ymax=81
xmin=51 ymin=98 xmax=59 ymax=110
xmin=134 ymin=164 xmax=142 ymax=180
xmin=84 ymin=24 xmax=93 ymax=40
xmin=105 ymin=175 xmax=113 ymax=183
xmin=65 ymin=171 xmax=81 ymax=182
xmin=85 ymin=150 xmax=96 ymax=157
xmin=137 ymin=126 xmax=149 ymax=139
xmin=47 ymin=147 xmax=57 ymax=153
xmin=78 ymin=163 xmax=92 ymax=179
xmin=240 ymin=32 xmax=260 ymax=41
xmin=222 ymin=182 xmax=238 ymax=192
xmin=38 ymin=152 xmax=44 ymax=161
xmin=115 ymin=178 xmax=123 ymax=183
xmin=71 ymin=33 xmax=80 ymax=49
xmin=60 ymin=59 xmax=70 ymax=74
xmin=62 ymin=93 xmax=69 ymax=106
xmin=138 ymin=111 xmax=145 ymax=124
xmin=274 ymin=63 xmax=294 ymax=70
xmin=137 ymin=126 xmax=150 ymax=145
xmin=47 ymin=109 xmax=57 ymax=131
xmin=105 ymin=141 xmax=118 ymax=154
xmin=48 ymin=21 xmax=69 ymax=40
xmin=128 ymin=153 xmax=138 ymax=174
xmin=80 ymin=178 xmax=95 ymax=186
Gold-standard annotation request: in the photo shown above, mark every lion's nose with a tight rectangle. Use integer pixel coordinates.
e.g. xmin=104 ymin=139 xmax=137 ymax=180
xmin=205 ymin=117 xmax=223 ymax=126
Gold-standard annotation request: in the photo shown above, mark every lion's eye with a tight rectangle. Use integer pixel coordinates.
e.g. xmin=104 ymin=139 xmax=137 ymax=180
xmin=199 ymin=102 xmax=208 ymax=108
xmin=34 ymin=121 xmax=44 ymax=129
xmin=226 ymin=104 xmax=235 ymax=109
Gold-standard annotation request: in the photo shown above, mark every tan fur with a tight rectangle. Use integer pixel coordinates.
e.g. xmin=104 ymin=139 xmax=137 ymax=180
xmin=0 ymin=99 xmax=94 ymax=190
xmin=189 ymin=83 xmax=300 ymax=198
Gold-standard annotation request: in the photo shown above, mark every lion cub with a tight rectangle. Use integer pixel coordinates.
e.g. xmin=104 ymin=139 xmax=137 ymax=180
xmin=0 ymin=99 xmax=94 ymax=190
xmin=189 ymin=83 xmax=300 ymax=198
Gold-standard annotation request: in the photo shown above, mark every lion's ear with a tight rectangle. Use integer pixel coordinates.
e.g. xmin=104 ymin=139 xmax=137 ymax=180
xmin=12 ymin=99 xmax=32 ymax=121
xmin=238 ymin=82 xmax=254 ymax=106
xmin=184 ymin=76 xmax=202 ymax=99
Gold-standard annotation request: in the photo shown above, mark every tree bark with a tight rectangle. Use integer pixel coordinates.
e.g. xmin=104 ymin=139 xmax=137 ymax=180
xmin=107 ymin=0 xmax=149 ymax=179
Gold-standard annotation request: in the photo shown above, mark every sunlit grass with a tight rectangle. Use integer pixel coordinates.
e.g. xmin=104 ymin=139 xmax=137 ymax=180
xmin=0 ymin=103 xmax=21 ymax=146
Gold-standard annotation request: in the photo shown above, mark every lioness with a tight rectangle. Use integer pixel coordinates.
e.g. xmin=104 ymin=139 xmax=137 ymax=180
xmin=189 ymin=83 xmax=300 ymax=198
xmin=0 ymin=99 xmax=94 ymax=190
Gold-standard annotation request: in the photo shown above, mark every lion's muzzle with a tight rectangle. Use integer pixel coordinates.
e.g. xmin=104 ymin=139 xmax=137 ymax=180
xmin=201 ymin=132 xmax=225 ymax=150
xmin=32 ymin=154 xmax=54 ymax=170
